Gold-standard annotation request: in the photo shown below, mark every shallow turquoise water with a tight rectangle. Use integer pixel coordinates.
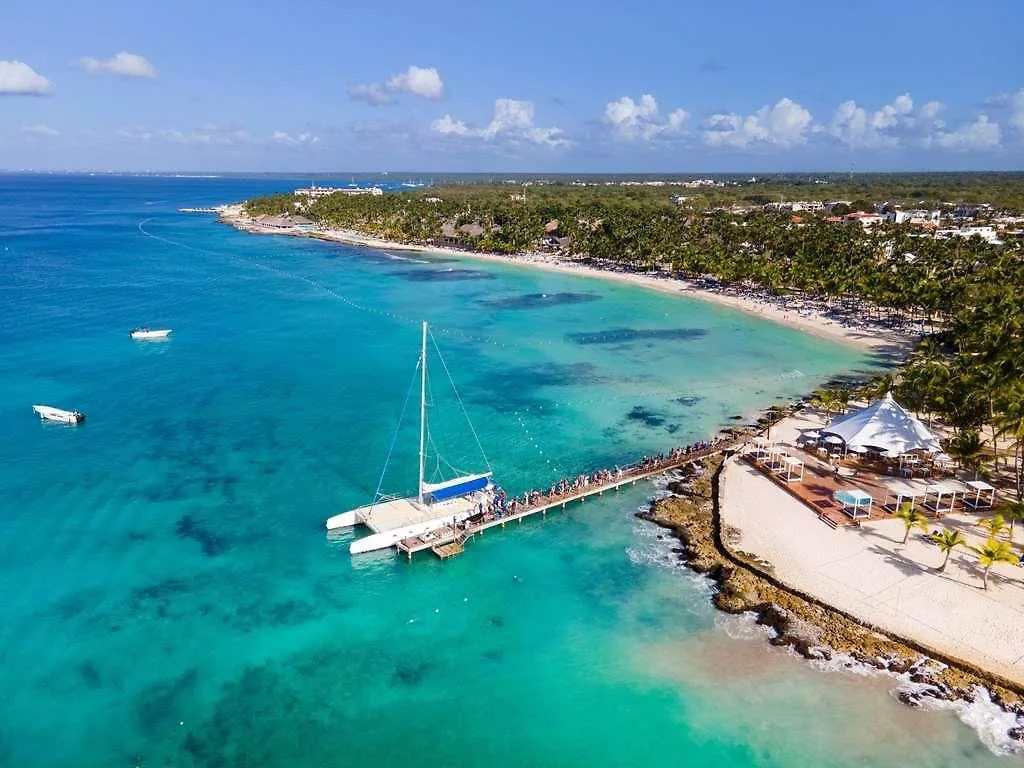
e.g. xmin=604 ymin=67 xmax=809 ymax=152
xmin=0 ymin=175 xmax=1011 ymax=766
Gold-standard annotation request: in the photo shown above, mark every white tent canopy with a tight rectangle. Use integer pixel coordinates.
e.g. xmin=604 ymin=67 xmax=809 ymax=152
xmin=821 ymin=393 xmax=942 ymax=455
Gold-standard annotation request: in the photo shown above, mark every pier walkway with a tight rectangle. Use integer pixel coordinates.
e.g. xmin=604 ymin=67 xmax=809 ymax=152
xmin=396 ymin=445 xmax=722 ymax=560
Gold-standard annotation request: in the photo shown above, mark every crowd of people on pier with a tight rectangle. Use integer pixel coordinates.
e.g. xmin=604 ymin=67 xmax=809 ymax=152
xmin=465 ymin=438 xmax=722 ymax=526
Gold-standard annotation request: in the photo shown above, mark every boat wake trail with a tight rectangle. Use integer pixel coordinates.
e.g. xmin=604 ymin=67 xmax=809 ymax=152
xmin=380 ymin=251 xmax=431 ymax=264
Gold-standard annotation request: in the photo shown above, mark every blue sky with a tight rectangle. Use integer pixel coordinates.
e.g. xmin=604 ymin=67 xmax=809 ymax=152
xmin=2 ymin=0 xmax=1022 ymax=172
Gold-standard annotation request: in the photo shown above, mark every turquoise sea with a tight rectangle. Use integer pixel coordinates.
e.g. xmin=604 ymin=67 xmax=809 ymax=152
xmin=0 ymin=174 xmax=1015 ymax=766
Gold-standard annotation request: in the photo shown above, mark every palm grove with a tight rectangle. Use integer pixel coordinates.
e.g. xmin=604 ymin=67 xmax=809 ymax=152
xmin=244 ymin=180 xmax=1024 ymax=509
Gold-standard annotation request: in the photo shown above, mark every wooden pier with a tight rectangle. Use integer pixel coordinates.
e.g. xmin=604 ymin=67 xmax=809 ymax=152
xmin=394 ymin=448 xmax=720 ymax=560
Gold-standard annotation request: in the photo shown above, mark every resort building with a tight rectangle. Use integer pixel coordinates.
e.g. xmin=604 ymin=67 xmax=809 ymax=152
xmin=295 ymin=186 xmax=383 ymax=199
xmin=255 ymin=214 xmax=314 ymax=230
xmin=935 ymin=226 xmax=1002 ymax=244
xmin=888 ymin=209 xmax=941 ymax=225
xmin=843 ymin=212 xmax=884 ymax=227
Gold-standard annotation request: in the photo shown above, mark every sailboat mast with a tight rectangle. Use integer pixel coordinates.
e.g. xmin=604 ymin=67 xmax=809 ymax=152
xmin=418 ymin=321 xmax=427 ymax=504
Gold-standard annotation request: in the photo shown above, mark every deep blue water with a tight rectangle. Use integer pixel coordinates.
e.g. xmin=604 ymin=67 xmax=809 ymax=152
xmin=0 ymin=174 xmax=1009 ymax=766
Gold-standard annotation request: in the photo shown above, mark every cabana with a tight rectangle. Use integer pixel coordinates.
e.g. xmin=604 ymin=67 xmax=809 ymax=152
xmin=781 ymin=456 xmax=804 ymax=482
xmin=883 ymin=480 xmax=925 ymax=512
xmin=835 ymin=489 xmax=874 ymax=519
xmin=822 ymin=393 xmax=942 ymax=457
xmin=922 ymin=483 xmax=961 ymax=515
xmin=963 ymin=480 xmax=996 ymax=510
xmin=765 ymin=445 xmax=788 ymax=471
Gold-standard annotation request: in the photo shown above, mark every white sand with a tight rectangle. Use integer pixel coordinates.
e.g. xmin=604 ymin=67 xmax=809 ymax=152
xmin=217 ymin=205 xmax=917 ymax=359
xmin=722 ymin=412 xmax=1024 ymax=686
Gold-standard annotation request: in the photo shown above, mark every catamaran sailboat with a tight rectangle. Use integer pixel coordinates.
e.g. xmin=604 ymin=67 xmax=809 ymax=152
xmin=326 ymin=322 xmax=494 ymax=555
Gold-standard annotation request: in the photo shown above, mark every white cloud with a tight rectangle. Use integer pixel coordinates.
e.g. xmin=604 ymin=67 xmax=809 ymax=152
xmin=116 ymin=125 xmax=248 ymax=145
xmin=920 ymin=100 xmax=944 ymax=120
xmin=387 ymin=66 xmax=443 ymax=99
xmin=431 ymin=98 xmax=568 ymax=147
xmin=81 ymin=52 xmax=157 ymax=78
xmin=825 ymin=93 xmax=919 ymax=148
xmin=0 ymin=60 xmax=52 ymax=95
xmin=932 ymin=115 xmax=1001 ymax=150
xmin=162 ymin=127 xmax=246 ymax=145
xmin=21 ymin=124 xmax=59 ymax=138
xmin=350 ymin=65 xmax=443 ymax=105
xmin=703 ymin=98 xmax=812 ymax=148
xmin=1010 ymin=89 xmax=1024 ymax=132
xmin=270 ymin=131 xmax=319 ymax=146
xmin=348 ymin=83 xmax=393 ymax=106
xmin=116 ymin=125 xmax=154 ymax=142
xmin=431 ymin=114 xmax=472 ymax=136
xmin=603 ymin=94 xmax=688 ymax=141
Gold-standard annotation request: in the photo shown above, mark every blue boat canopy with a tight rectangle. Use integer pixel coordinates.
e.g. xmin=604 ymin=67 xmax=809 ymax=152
xmin=421 ymin=473 xmax=492 ymax=503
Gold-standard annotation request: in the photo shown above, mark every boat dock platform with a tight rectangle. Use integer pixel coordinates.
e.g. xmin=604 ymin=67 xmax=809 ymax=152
xmin=395 ymin=448 xmax=721 ymax=561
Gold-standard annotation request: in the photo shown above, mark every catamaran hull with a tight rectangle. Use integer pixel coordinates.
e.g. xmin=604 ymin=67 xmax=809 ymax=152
xmin=325 ymin=510 xmax=359 ymax=530
xmin=349 ymin=513 xmax=471 ymax=555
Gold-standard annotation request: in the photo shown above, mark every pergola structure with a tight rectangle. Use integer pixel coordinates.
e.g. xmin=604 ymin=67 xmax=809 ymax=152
xmin=780 ymin=456 xmax=804 ymax=483
xmin=883 ymin=480 xmax=925 ymax=512
xmin=964 ymin=480 xmax=996 ymax=510
xmin=923 ymin=483 xmax=961 ymax=515
xmin=834 ymin=488 xmax=874 ymax=519
xmin=765 ymin=445 xmax=788 ymax=471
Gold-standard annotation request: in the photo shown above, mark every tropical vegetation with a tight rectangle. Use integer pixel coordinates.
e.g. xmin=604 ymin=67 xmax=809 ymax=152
xmin=970 ymin=538 xmax=1019 ymax=590
xmin=894 ymin=503 xmax=929 ymax=545
xmin=930 ymin=528 xmax=966 ymax=572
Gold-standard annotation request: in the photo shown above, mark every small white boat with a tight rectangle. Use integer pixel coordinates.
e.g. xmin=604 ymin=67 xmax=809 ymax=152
xmin=130 ymin=328 xmax=172 ymax=340
xmin=33 ymin=405 xmax=86 ymax=424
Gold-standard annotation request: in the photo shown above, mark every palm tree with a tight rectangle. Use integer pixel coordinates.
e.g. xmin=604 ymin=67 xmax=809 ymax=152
xmin=999 ymin=499 xmax=1024 ymax=543
xmin=930 ymin=528 xmax=966 ymax=572
xmin=970 ymin=538 xmax=1018 ymax=589
xmin=811 ymin=389 xmax=842 ymax=421
xmin=893 ymin=502 xmax=929 ymax=544
xmin=979 ymin=513 xmax=1008 ymax=539
xmin=945 ymin=430 xmax=987 ymax=479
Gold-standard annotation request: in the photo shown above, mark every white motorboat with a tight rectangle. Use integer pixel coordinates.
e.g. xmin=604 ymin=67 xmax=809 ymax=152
xmin=130 ymin=328 xmax=172 ymax=340
xmin=326 ymin=321 xmax=495 ymax=555
xmin=33 ymin=405 xmax=86 ymax=424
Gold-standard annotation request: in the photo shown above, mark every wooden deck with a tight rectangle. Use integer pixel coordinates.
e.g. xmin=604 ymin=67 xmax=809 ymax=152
xmin=742 ymin=445 xmax=964 ymax=529
xmin=394 ymin=448 xmax=720 ymax=560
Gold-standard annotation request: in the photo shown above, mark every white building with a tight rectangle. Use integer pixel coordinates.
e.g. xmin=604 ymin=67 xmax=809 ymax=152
xmin=843 ymin=212 xmax=884 ymax=227
xmin=295 ymin=186 xmax=383 ymax=199
xmin=935 ymin=226 xmax=1002 ymax=245
xmin=888 ymin=209 xmax=941 ymax=225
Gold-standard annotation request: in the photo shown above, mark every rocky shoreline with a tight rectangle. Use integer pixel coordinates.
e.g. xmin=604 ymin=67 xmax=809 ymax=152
xmin=640 ymin=449 xmax=1024 ymax=746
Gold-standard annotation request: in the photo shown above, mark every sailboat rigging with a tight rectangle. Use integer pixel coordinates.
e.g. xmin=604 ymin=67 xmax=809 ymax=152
xmin=325 ymin=322 xmax=495 ymax=555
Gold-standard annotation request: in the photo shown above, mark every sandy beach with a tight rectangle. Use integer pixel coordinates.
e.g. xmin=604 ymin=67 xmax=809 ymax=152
xmin=720 ymin=410 xmax=1024 ymax=687
xmin=217 ymin=205 xmax=918 ymax=361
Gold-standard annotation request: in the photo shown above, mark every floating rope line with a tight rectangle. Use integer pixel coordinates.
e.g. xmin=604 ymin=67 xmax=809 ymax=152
xmin=513 ymin=409 xmax=560 ymax=476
